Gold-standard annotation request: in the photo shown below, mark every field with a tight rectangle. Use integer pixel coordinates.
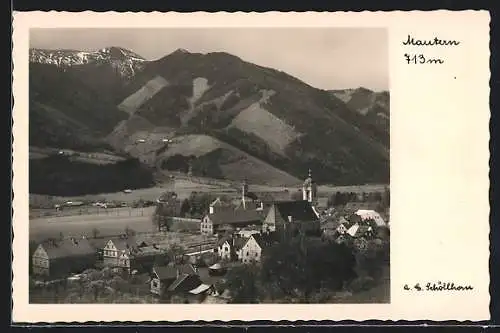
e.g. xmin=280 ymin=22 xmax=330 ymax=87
xmin=29 ymin=207 xmax=157 ymax=242
xmin=29 ymin=146 xmax=126 ymax=165
xmin=228 ymin=90 xmax=302 ymax=156
xmin=29 ymin=178 xmax=237 ymax=209
xmin=29 ymin=172 xmax=387 ymax=242
xmin=156 ymin=134 xmax=302 ymax=186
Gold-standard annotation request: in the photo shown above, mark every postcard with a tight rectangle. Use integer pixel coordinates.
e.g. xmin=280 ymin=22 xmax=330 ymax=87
xmin=12 ymin=10 xmax=490 ymax=322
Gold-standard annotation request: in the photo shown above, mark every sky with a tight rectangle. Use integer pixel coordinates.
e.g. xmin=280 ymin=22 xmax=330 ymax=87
xmin=30 ymin=28 xmax=388 ymax=91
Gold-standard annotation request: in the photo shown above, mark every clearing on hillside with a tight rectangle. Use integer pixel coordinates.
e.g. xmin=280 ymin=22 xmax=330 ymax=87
xmin=157 ymin=134 xmax=301 ymax=186
xmin=118 ymin=76 xmax=169 ymax=114
xmin=228 ymin=90 xmax=301 ymax=156
xmin=188 ymin=77 xmax=210 ymax=106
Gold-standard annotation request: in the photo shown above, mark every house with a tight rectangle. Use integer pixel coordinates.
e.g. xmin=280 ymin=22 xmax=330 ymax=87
xmin=251 ymin=191 xmax=292 ymax=211
xmin=216 ymin=236 xmax=234 ymax=260
xmin=167 ymin=273 xmax=203 ymax=294
xmin=208 ymin=262 xmax=227 ymax=276
xmin=200 ymin=209 xmax=263 ymax=236
xmin=209 ymin=197 xmax=233 ymax=214
xmin=150 ymin=263 xmax=198 ymax=296
xmin=235 ymin=228 xmax=262 ymax=238
xmin=216 ymin=235 xmax=249 ymax=261
xmin=102 ymin=235 xmax=149 ymax=267
xmin=117 ymin=245 xmax=163 ymax=273
xmin=262 ymin=200 xmax=321 ymax=236
xmin=32 ymin=238 xmax=96 ymax=277
xmin=335 ymin=216 xmax=352 ymax=235
xmin=237 ymin=233 xmax=276 ymax=264
xmin=346 ymin=223 xmax=374 ymax=239
xmin=336 ymin=223 xmax=348 ymax=235
xmin=354 ymin=209 xmax=387 ymax=227
xmin=187 ymin=283 xmax=218 ymax=303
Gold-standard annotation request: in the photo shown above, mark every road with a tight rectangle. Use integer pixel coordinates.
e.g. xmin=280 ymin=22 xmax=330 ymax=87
xmin=30 ymin=207 xmax=157 ymax=242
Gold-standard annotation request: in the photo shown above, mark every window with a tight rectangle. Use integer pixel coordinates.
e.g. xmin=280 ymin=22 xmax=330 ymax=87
xmin=152 ymin=280 xmax=158 ymax=288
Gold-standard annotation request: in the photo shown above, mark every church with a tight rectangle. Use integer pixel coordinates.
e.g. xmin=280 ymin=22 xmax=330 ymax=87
xmin=261 ymin=169 xmax=321 ymax=236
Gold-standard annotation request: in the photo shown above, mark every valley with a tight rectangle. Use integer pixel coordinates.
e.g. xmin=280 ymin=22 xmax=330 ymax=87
xmin=29 ymin=46 xmax=390 ymax=197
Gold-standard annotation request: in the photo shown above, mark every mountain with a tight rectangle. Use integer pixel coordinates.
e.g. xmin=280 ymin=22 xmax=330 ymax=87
xmin=29 ymin=46 xmax=147 ymax=79
xmin=330 ymin=87 xmax=389 ymax=117
xmin=330 ymin=87 xmax=390 ymax=147
xmin=28 ymin=47 xmax=390 ymax=194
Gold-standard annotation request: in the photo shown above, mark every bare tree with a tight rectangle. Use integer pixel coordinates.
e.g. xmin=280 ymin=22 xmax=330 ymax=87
xmin=91 ymin=228 xmax=100 ymax=239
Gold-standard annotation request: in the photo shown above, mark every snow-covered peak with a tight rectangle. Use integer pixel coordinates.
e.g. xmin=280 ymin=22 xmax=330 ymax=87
xmin=29 ymin=47 xmax=147 ymax=79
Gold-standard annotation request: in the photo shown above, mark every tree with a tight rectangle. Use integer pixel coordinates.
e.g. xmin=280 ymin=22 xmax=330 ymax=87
xmin=261 ymin=235 xmax=356 ymax=302
xmin=223 ymin=263 xmax=261 ymax=303
xmin=91 ymin=228 xmax=100 ymax=239
xmin=291 ymin=190 xmax=303 ymax=201
xmin=153 ymin=252 xmax=169 ymax=267
xmin=124 ymin=226 xmax=136 ymax=237
xmin=381 ymin=186 xmax=390 ymax=209
xmin=180 ymin=198 xmax=191 ymax=217
xmin=167 ymin=243 xmax=186 ymax=264
xmin=152 ymin=203 xmax=176 ymax=231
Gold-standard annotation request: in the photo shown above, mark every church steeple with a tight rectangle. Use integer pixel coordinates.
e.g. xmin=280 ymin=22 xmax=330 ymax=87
xmin=302 ymin=169 xmax=316 ymax=203
xmin=242 ymin=178 xmax=249 ymax=209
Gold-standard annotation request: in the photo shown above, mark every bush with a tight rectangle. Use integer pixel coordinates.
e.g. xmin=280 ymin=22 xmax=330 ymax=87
xmin=348 ymin=276 xmax=376 ymax=293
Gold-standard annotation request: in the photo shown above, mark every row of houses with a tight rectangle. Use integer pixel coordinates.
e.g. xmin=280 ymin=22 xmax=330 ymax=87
xmin=321 ymin=208 xmax=390 ymax=244
xmin=32 ymin=233 xmax=218 ymax=278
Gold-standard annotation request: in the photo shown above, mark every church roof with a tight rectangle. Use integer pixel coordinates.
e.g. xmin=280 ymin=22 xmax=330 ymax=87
xmin=274 ymin=200 xmax=319 ymax=222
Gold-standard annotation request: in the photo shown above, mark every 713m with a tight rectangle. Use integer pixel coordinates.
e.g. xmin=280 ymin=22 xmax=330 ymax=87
xmin=404 ymin=53 xmax=444 ymax=64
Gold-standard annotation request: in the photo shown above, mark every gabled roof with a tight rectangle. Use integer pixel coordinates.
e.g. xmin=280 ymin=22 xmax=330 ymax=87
xmin=234 ymin=200 xmax=260 ymax=211
xmin=346 ymin=223 xmax=371 ymax=238
xmin=128 ymin=245 xmax=162 ymax=257
xmin=233 ymin=237 xmax=249 ymax=251
xmin=207 ymin=209 xmax=263 ymax=225
xmin=168 ymin=274 xmax=202 ymax=292
xmin=178 ymin=263 xmax=197 ymax=276
xmin=346 ymin=224 xmax=360 ymax=237
xmin=208 ymin=263 xmax=224 ymax=270
xmin=355 ymin=209 xmax=386 ymax=227
xmin=111 ymin=236 xmax=141 ymax=251
xmin=251 ymin=233 xmax=277 ymax=249
xmin=189 ymin=283 xmax=212 ymax=295
xmin=216 ymin=235 xmax=232 ymax=248
xmin=210 ymin=197 xmax=223 ymax=207
xmin=274 ymin=200 xmax=319 ymax=222
xmin=153 ymin=265 xmax=177 ymax=280
xmin=40 ymin=238 xmax=95 ymax=260
xmin=254 ymin=191 xmax=292 ymax=203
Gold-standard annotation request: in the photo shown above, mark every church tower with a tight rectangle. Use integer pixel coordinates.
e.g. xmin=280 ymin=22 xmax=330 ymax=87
xmin=302 ymin=169 xmax=317 ymax=203
xmin=242 ymin=178 xmax=249 ymax=209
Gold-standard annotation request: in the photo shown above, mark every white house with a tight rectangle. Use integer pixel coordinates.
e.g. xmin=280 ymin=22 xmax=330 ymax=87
xmin=237 ymin=234 xmax=276 ymax=264
xmin=102 ymin=236 xmax=148 ymax=267
xmin=336 ymin=223 xmax=348 ymax=235
xmin=217 ymin=237 xmax=233 ymax=260
xmin=355 ymin=209 xmax=386 ymax=227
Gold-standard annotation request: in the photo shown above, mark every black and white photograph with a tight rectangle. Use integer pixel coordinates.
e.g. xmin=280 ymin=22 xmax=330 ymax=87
xmin=27 ymin=27 xmax=391 ymax=304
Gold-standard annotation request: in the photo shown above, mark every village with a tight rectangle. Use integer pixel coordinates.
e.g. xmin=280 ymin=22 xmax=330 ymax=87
xmin=29 ymin=170 xmax=390 ymax=304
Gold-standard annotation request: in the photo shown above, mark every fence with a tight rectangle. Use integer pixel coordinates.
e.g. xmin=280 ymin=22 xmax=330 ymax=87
xmin=31 ymin=206 xmax=157 ymax=219
xmin=171 ymin=217 xmax=201 ymax=224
